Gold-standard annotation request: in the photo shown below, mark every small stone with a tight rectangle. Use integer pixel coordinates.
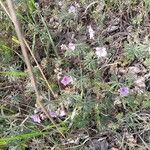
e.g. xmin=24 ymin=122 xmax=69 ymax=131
xmin=113 ymin=18 xmax=120 ymax=25
xmin=125 ymin=132 xmax=137 ymax=144
xmin=114 ymin=97 xmax=122 ymax=106
xmin=95 ymin=47 xmax=107 ymax=58
xmin=68 ymin=43 xmax=76 ymax=50
xmin=128 ymin=66 xmax=141 ymax=74
xmin=60 ymin=44 xmax=67 ymax=50
xmin=107 ymin=25 xmax=118 ymax=33
xmin=134 ymin=77 xmax=145 ymax=88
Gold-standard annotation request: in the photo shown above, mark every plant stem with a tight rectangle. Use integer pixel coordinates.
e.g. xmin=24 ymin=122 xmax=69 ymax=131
xmin=4 ymin=0 xmax=64 ymax=138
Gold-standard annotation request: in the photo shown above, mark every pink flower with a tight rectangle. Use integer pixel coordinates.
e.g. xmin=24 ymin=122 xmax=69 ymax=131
xmin=61 ymin=75 xmax=73 ymax=86
xmin=88 ymin=25 xmax=95 ymax=40
xmin=68 ymin=43 xmax=76 ymax=50
xmin=95 ymin=47 xmax=107 ymax=58
xmin=68 ymin=5 xmax=76 ymax=14
xmin=56 ymin=108 xmax=66 ymax=117
xmin=49 ymin=111 xmax=58 ymax=118
xmin=59 ymin=109 xmax=66 ymax=117
xmin=118 ymin=87 xmax=129 ymax=97
xmin=31 ymin=114 xmax=41 ymax=123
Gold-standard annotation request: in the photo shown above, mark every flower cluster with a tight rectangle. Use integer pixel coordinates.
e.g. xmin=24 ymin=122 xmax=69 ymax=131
xmin=31 ymin=109 xmax=66 ymax=123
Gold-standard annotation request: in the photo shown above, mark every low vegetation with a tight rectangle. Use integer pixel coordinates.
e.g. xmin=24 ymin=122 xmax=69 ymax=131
xmin=0 ymin=0 xmax=150 ymax=149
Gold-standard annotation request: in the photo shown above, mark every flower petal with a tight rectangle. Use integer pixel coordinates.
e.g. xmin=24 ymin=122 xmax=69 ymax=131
xmin=49 ymin=111 xmax=58 ymax=118
xmin=31 ymin=114 xmax=41 ymax=123
xmin=118 ymin=87 xmax=129 ymax=97
xmin=61 ymin=76 xmax=73 ymax=86
xmin=68 ymin=5 xmax=76 ymax=14
xmin=59 ymin=109 xmax=66 ymax=117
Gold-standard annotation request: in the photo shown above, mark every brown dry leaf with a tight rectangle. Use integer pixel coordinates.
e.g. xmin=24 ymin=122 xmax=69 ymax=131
xmin=64 ymin=87 xmax=75 ymax=93
xmin=125 ymin=132 xmax=137 ymax=146
xmin=41 ymin=58 xmax=48 ymax=69
xmin=134 ymin=77 xmax=146 ymax=88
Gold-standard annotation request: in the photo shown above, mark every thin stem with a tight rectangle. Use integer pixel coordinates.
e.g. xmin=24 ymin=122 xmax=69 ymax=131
xmin=40 ymin=14 xmax=59 ymax=58
xmin=0 ymin=1 xmax=11 ymax=19
xmin=23 ymin=39 xmax=57 ymax=98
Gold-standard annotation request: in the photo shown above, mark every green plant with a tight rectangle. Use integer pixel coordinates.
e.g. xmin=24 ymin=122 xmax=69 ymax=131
xmin=124 ymin=40 xmax=150 ymax=62
xmin=0 ymin=132 xmax=48 ymax=146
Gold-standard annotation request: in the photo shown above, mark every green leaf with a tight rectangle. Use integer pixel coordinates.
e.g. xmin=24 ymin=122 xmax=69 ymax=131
xmin=144 ymin=58 xmax=150 ymax=67
xmin=27 ymin=0 xmax=37 ymax=14
xmin=0 ymin=71 xmax=27 ymax=77
xmin=0 ymin=132 xmax=48 ymax=146
xmin=143 ymin=100 xmax=150 ymax=108
xmin=116 ymin=112 xmax=123 ymax=120
xmin=0 ymin=41 xmax=13 ymax=62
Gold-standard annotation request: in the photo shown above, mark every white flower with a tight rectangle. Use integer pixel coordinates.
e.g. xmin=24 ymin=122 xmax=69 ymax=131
xmin=95 ymin=47 xmax=107 ymax=58
xmin=60 ymin=44 xmax=67 ymax=50
xmin=58 ymin=1 xmax=62 ymax=6
xmin=88 ymin=25 xmax=95 ymax=40
xmin=68 ymin=43 xmax=76 ymax=50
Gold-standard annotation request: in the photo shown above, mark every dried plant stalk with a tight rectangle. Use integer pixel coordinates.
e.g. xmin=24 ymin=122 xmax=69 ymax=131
xmin=3 ymin=0 xmax=64 ymax=137
xmin=23 ymin=39 xmax=57 ymax=98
